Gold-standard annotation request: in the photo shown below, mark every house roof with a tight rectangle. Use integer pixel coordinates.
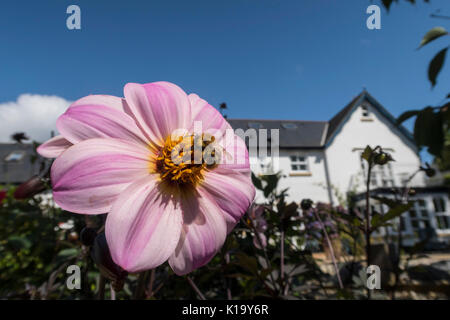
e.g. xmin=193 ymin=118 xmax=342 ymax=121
xmin=228 ymin=90 xmax=415 ymax=149
xmin=227 ymin=119 xmax=328 ymax=148
xmin=0 ymin=143 xmax=41 ymax=184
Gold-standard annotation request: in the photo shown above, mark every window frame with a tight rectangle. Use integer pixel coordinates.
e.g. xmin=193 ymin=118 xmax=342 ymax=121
xmin=408 ymin=199 xmax=432 ymax=231
xmin=289 ymin=154 xmax=310 ymax=173
xmin=433 ymin=197 xmax=450 ymax=230
xmin=360 ymin=104 xmax=373 ymax=120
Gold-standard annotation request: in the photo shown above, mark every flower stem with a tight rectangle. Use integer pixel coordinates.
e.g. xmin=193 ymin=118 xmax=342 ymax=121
xmin=280 ymin=229 xmax=285 ymax=286
xmin=224 ymin=252 xmax=232 ymax=300
xmin=147 ymin=268 xmax=155 ymax=298
xmin=313 ymin=210 xmax=343 ymax=289
xmin=110 ymin=286 xmax=116 ymax=300
xmin=365 ymin=162 xmax=373 ymax=300
xmin=187 ymin=276 xmax=206 ymax=300
xmin=97 ymin=275 xmax=106 ymax=300
xmin=244 ymin=218 xmax=278 ymax=292
xmin=133 ymin=270 xmax=149 ymax=299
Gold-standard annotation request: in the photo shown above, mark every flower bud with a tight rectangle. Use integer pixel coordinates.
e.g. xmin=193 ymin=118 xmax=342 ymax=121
xmin=13 ymin=175 xmax=46 ymax=199
xmin=80 ymin=227 xmax=97 ymax=246
xmin=68 ymin=231 xmax=79 ymax=242
xmin=90 ymin=233 xmax=127 ymax=290
xmin=425 ymin=168 xmax=436 ymax=178
xmin=374 ymin=152 xmax=393 ymax=165
xmin=301 ymin=199 xmax=313 ymax=211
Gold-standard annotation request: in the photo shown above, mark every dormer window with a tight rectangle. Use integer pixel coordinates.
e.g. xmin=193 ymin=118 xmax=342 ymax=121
xmin=4 ymin=151 xmax=25 ymax=162
xmin=281 ymin=123 xmax=298 ymax=130
xmin=248 ymin=122 xmax=263 ymax=130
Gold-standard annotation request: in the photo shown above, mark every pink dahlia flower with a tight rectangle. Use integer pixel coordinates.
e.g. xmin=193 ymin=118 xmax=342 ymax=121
xmin=38 ymin=82 xmax=255 ymax=275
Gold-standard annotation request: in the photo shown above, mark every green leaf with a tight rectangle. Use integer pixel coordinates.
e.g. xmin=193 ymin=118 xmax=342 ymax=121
xmin=259 ymin=267 xmax=274 ymax=279
xmin=251 ymin=172 xmax=263 ymax=190
xmin=361 ymin=145 xmax=373 ymax=162
xmin=428 ymin=47 xmax=448 ymax=88
xmin=371 ymin=196 xmax=400 ymax=208
xmin=234 ymin=252 xmax=258 ymax=275
xmin=397 ymin=110 xmax=420 ymax=124
xmin=381 ymin=202 xmax=413 ymax=224
xmin=352 ymin=217 xmax=362 ymax=227
xmin=7 ymin=236 xmax=32 ymax=250
xmin=57 ymin=248 xmax=78 ymax=259
xmin=263 ymin=174 xmax=279 ymax=197
xmin=418 ymin=27 xmax=448 ymax=49
xmin=414 ymin=107 xmax=444 ymax=157
xmin=371 ymin=212 xmax=382 ymax=228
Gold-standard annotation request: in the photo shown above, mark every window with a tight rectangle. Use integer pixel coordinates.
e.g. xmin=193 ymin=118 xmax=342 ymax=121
xmin=4 ymin=151 xmax=25 ymax=162
xmin=361 ymin=105 xmax=370 ymax=118
xmin=281 ymin=123 xmax=298 ymax=130
xmin=408 ymin=199 xmax=431 ymax=231
xmin=290 ymin=155 xmax=309 ymax=172
xmin=433 ymin=197 xmax=450 ymax=230
xmin=248 ymin=122 xmax=263 ymax=130
xmin=433 ymin=197 xmax=446 ymax=212
xmin=399 ymin=216 xmax=406 ymax=232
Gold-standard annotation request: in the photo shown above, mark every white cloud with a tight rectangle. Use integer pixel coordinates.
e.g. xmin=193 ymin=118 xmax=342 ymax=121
xmin=0 ymin=94 xmax=71 ymax=143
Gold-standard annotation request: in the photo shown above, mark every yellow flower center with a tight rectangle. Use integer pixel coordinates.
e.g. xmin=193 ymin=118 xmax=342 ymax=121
xmin=156 ymin=133 xmax=219 ymax=187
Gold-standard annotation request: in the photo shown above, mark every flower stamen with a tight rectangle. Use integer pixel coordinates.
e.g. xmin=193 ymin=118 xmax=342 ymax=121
xmin=156 ymin=133 xmax=219 ymax=187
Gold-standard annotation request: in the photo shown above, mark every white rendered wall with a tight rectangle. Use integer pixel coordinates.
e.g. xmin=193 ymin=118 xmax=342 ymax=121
xmin=325 ymin=100 xmax=425 ymax=204
xmin=250 ymin=149 xmax=330 ymax=204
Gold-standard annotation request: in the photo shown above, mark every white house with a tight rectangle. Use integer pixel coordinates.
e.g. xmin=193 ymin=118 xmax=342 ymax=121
xmin=228 ymin=90 xmax=450 ymax=246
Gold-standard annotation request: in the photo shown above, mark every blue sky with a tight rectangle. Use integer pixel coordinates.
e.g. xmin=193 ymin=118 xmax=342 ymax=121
xmin=1 ymin=0 xmax=449 ymax=130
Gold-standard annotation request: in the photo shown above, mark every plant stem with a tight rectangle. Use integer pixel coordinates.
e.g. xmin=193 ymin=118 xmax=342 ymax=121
xmin=133 ymin=270 xmax=149 ymax=300
xmin=365 ymin=162 xmax=372 ymax=300
xmin=224 ymin=252 xmax=232 ymax=300
xmin=97 ymin=275 xmax=106 ymax=300
xmin=187 ymin=276 xmax=206 ymax=300
xmin=313 ymin=210 xmax=343 ymax=289
xmin=280 ymin=229 xmax=285 ymax=286
xmin=110 ymin=286 xmax=116 ymax=300
xmin=244 ymin=218 xmax=278 ymax=292
xmin=147 ymin=269 xmax=155 ymax=298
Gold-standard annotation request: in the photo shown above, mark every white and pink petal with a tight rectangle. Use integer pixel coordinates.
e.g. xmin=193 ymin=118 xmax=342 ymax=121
xmin=168 ymin=190 xmax=227 ymax=275
xmin=218 ymin=133 xmax=250 ymax=172
xmin=201 ymin=168 xmax=255 ymax=232
xmin=57 ymin=103 xmax=150 ymax=147
xmin=124 ymin=82 xmax=192 ymax=146
xmin=51 ymin=138 xmax=151 ymax=215
xmin=70 ymin=94 xmax=128 ymax=112
xmin=37 ymin=135 xmax=72 ymax=158
xmin=106 ymin=176 xmax=183 ymax=273
xmin=189 ymin=93 xmax=231 ymax=138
